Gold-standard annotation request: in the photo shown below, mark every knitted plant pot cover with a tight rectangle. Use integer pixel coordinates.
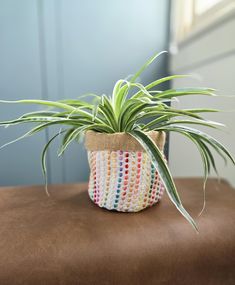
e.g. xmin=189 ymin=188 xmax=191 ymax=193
xmin=85 ymin=131 xmax=166 ymax=212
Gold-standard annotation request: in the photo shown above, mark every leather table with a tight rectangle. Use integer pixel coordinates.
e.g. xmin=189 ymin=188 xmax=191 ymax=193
xmin=0 ymin=178 xmax=234 ymax=284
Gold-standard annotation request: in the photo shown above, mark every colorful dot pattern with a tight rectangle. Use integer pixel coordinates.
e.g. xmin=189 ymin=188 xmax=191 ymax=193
xmin=87 ymin=150 xmax=165 ymax=212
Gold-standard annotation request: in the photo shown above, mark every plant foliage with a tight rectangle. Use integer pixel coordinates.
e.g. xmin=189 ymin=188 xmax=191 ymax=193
xmin=0 ymin=51 xmax=234 ymax=231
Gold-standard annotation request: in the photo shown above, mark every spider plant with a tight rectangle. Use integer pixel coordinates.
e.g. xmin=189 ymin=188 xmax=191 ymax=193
xmin=0 ymin=51 xmax=234 ymax=231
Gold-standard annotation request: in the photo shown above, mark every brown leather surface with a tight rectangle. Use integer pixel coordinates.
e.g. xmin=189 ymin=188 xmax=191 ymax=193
xmin=0 ymin=178 xmax=234 ymax=285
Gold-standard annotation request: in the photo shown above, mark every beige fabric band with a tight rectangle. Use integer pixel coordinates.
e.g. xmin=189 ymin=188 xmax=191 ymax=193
xmin=84 ymin=130 xmax=166 ymax=151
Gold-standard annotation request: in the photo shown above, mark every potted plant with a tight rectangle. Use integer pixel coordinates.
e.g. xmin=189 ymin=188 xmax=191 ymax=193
xmin=0 ymin=51 xmax=234 ymax=231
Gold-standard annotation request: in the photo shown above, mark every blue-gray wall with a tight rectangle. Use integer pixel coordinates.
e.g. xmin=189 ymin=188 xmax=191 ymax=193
xmin=0 ymin=0 xmax=170 ymax=186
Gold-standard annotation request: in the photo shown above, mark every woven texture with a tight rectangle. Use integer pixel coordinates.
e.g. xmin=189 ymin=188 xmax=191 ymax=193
xmin=87 ymin=150 xmax=165 ymax=212
xmin=85 ymin=130 xmax=165 ymax=151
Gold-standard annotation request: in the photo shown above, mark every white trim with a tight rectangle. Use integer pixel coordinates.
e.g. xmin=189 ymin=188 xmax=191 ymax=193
xmin=170 ymin=0 xmax=235 ymax=49
xmin=179 ymin=0 xmax=235 ymax=46
xmin=170 ymin=15 xmax=235 ymax=73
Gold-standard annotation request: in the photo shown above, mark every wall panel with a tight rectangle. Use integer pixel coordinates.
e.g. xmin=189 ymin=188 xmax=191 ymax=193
xmin=170 ymin=17 xmax=235 ymax=186
xmin=0 ymin=0 xmax=170 ymax=185
xmin=0 ymin=0 xmax=47 ymax=186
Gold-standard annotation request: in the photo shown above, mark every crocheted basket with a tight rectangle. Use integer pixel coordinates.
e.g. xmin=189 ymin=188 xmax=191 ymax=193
xmin=85 ymin=131 xmax=166 ymax=212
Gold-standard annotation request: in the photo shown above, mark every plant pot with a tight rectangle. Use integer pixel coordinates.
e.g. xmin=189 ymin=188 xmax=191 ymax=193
xmin=85 ymin=130 xmax=166 ymax=212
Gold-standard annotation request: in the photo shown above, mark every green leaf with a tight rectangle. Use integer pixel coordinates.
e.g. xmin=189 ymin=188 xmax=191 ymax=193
xmin=59 ymin=99 xmax=93 ymax=109
xmin=58 ymin=127 xmax=84 ymax=156
xmin=0 ymin=99 xmax=76 ymax=111
xmin=119 ymin=99 xmax=149 ymax=131
xmin=136 ymin=107 xmax=203 ymax=122
xmin=157 ymin=125 xmax=235 ymax=165
xmin=184 ymin=108 xmax=220 ymax=114
xmin=156 ymin=88 xmax=216 ymax=99
xmin=41 ymin=130 xmax=66 ymax=195
xmin=129 ymin=129 xmax=198 ymax=232
xmin=0 ymin=122 xmax=62 ymax=150
xmin=146 ymin=75 xmax=191 ymax=89
xmin=130 ymin=51 xmax=167 ymax=83
xmin=0 ymin=99 xmax=99 ymax=123
xmin=153 ymin=119 xmax=224 ymax=130
xmin=98 ymin=95 xmax=118 ymax=131
xmin=112 ymin=80 xmax=130 ymax=116
xmin=132 ymin=74 xmax=191 ymax=98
